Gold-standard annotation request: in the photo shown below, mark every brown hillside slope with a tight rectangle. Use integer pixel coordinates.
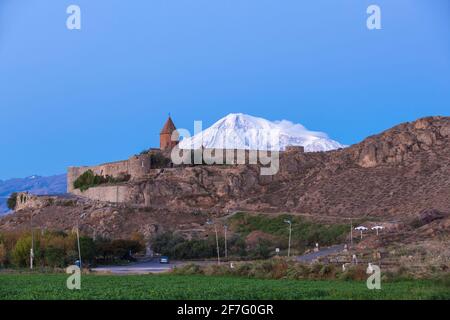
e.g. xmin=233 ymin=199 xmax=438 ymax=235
xmin=248 ymin=116 xmax=450 ymax=217
xmin=0 ymin=116 xmax=449 ymax=239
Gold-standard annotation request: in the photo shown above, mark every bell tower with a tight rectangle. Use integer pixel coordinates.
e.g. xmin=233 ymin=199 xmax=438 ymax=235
xmin=160 ymin=115 xmax=178 ymax=150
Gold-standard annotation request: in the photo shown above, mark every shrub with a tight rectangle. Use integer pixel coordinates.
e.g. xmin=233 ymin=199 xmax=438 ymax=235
xmin=150 ymin=153 xmax=171 ymax=168
xmin=152 ymin=232 xmax=218 ymax=260
xmin=286 ymin=263 xmax=311 ymax=280
xmin=172 ymin=263 xmax=203 ymax=275
xmin=270 ymin=260 xmax=289 ymax=279
xmin=228 ymin=213 xmax=349 ymax=252
xmin=244 ymin=260 xmax=289 ymax=279
xmin=44 ymin=246 xmax=66 ymax=268
xmin=94 ymin=237 xmax=144 ymax=263
xmin=1 ymin=229 xmax=146 ymax=268
xmin=73 ymin=170 xmax=99 ymax=191
xmin=409 ymin=218 xmax=425 ymax=229
xmin=311 ymin=262 xmax=324 ymax=275
xmin=434 ymin=273 xmax=450 ymax=288
xmin=12 ymin=235 xmax=34 ymax=267
xmin=7 ymin=193 xmax=17 ymax=210
xmin=319 ymin=264 xmax=337 ymax=279
xmin=151 ymin=232 xmax=184 ymax=257
xmin=252 ymin=239 xmax=272 ymax=259
xmin=0 ymin=243 xmax=7 ymax=267
xmin=204 ymin=264 xmax=232 ymax=276
xmin=73 ymin=170 xmax=130 ymax=192
xmin=229 ymin=237 xmax=247 ymax=257
xmin=339 ymin=265 xmax=367 ymax=281
xmin=234 ymin=263 xmax=253 ymax=277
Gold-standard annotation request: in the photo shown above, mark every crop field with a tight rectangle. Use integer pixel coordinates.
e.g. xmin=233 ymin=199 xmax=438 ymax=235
xmin=0 ymin=274 xmax=449 ymax=300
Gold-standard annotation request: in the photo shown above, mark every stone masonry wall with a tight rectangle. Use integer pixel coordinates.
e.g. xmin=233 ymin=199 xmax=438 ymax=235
xmin=71 ymin=185 xmax=132 ymax=203
xmin=67 ymin=160 xmax=129 ymax=193
xmin=67 ymin=154 xmax=153 ymax=193
xmin=67 ymin=148 xmax=305 ymax=203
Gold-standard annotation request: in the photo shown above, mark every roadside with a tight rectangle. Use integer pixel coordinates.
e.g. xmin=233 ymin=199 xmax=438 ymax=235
xmin=92 ymin=244 xmax=347 ymax=274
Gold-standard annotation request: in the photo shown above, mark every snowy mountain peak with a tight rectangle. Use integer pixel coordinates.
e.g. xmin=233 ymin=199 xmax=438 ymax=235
xmin=179 ymin=113 xmax=346 ymax=152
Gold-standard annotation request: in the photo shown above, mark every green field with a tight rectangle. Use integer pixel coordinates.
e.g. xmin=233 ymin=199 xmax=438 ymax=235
xmin=0 ymin=274 xmax=448 ymax=300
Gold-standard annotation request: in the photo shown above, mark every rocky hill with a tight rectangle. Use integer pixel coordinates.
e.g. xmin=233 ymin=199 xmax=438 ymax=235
xmin=0 ymin=116 xmax=449 ymax=241
xmin=0 ymin=174 xmax=66 ymax=215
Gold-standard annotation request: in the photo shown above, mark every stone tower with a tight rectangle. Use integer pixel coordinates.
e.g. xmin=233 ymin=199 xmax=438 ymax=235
xmin=160 ymin=116 xmax=178 ymax=150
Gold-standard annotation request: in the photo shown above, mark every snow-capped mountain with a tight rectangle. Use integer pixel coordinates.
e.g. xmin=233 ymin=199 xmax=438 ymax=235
xmin=179 ymin=113 xmax=346 ymax=152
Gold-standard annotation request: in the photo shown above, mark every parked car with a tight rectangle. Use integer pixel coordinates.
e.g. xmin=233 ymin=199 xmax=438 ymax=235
xmin=159 ymin=256 xmax=170 ymax=264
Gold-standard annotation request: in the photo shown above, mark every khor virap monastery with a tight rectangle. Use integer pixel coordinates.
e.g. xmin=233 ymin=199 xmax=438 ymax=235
xmin=67 ymin=116 xmax=305 ymax=205
xmin=16 ymin=115 xmax=449 ymax=219
xmin=67 ymin=116 xmax=180 ymax=193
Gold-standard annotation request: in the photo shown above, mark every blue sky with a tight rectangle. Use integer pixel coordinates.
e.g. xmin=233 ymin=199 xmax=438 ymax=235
xmin=0 ymin=0 xmax=449 ymax=179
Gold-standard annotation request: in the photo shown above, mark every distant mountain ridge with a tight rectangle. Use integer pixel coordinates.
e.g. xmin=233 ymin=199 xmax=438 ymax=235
xmin=0 ymin=174 xmax=67 ymax=215
xmin=179 ymin=113 xmax=346 ymax=152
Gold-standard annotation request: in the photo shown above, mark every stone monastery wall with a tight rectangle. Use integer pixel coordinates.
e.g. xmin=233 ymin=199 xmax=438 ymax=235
xmin=67 ymin=153 xmax=152 ymax=193
xmin=67 ymin=147 xmax=305 ymax=203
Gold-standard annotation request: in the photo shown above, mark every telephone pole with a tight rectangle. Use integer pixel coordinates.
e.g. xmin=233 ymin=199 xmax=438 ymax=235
xmin=350 ymin=218 xmax=353 ymax=248
xmin=76 ymin=223 xmax=82 ymax=269
xmin=207 ymin=219 xmax=220 ymax=265
xmin=30 ymin=212 xmax=34 ymax=270
xmin=284 ymin=220 xmax=292 ymax=257
xmin=224 ymin=224 xmax=228 ymax=260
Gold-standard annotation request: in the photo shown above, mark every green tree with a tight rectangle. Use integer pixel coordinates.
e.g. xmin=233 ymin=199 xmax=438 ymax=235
xmin=252 ymin=239 xmax=272 ymax=259
xmin=45 ymin=246 xmax=66 ymax=268
xmin=79 ymin=237 xmax=96 ymax=263
xmin=73 ymin=170 xmax=98 ymax=191
xmin=150 ymin=153 xmax=171 ymax=168
xmin=12 ymin=235 xmax=33 ymax=267
xmin=7 ymin=193 xmax=17 ymax=210
xmin=0 ymin=243 xmax=7 ymax=267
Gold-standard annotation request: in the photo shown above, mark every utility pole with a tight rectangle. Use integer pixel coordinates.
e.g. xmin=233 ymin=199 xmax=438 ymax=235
xmin=224 ymin=224 xmax=228 ymax=261
xmin=214 ymin=224 xmax=220 ymax=265
xmin=284 ymin=220 xmax=292 ymax=257
xmin=30 ymin=212 xmax=34 ymax=270
xmin=76 ymin=223 xmax=82 ymax=269
xmin=350 ymin=218 xmax=353 ymax=248
xmin=207 ymin=219 xmax=220 ymax=265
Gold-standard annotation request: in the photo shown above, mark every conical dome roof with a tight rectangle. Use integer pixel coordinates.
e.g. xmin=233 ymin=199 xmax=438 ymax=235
xmin=160 ymin=116 xmax=176 ymax=134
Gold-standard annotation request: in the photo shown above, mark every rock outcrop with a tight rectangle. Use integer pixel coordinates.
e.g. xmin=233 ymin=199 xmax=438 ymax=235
xmin=351 ymin=116 xmax=450 ymax=168
xmin=1 ymin=116 xmax=449 ymax=239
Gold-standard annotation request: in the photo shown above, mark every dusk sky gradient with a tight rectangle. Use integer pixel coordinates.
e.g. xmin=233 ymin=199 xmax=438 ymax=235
xmin=0 ymin=0 xmax=449 ymax=179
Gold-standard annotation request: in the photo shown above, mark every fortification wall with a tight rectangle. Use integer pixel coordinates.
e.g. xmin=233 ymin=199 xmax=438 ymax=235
xmin=67 ymin=159 xmax=129 ymax=193
xmin=128 ymin=154 xmax=152 ymax=177
xmin=67 ymin=147 xmax=305 ymax=202
xmin=67 ymin=154 xmax=154 ymax=193
xmin=71 ymin=185 xmax=132 ymax=203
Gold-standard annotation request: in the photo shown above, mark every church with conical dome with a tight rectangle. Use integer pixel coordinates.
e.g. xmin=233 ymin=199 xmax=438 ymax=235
xmin=67 ymin=115 xmax=180 ymax=194
xmin=159 ymin=116 xmax=178 ymax=151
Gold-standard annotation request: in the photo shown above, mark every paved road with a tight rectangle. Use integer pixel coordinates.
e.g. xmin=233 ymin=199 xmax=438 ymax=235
xmin=93 ymin=245 xmax=346 ymax=274
xmin=92 ymin=259 xmax=183 ymax=274
xmin=92 ymin=259 xmax=219 ymax=274
xmin=296 ymin=244 xmax=346 ymax=263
